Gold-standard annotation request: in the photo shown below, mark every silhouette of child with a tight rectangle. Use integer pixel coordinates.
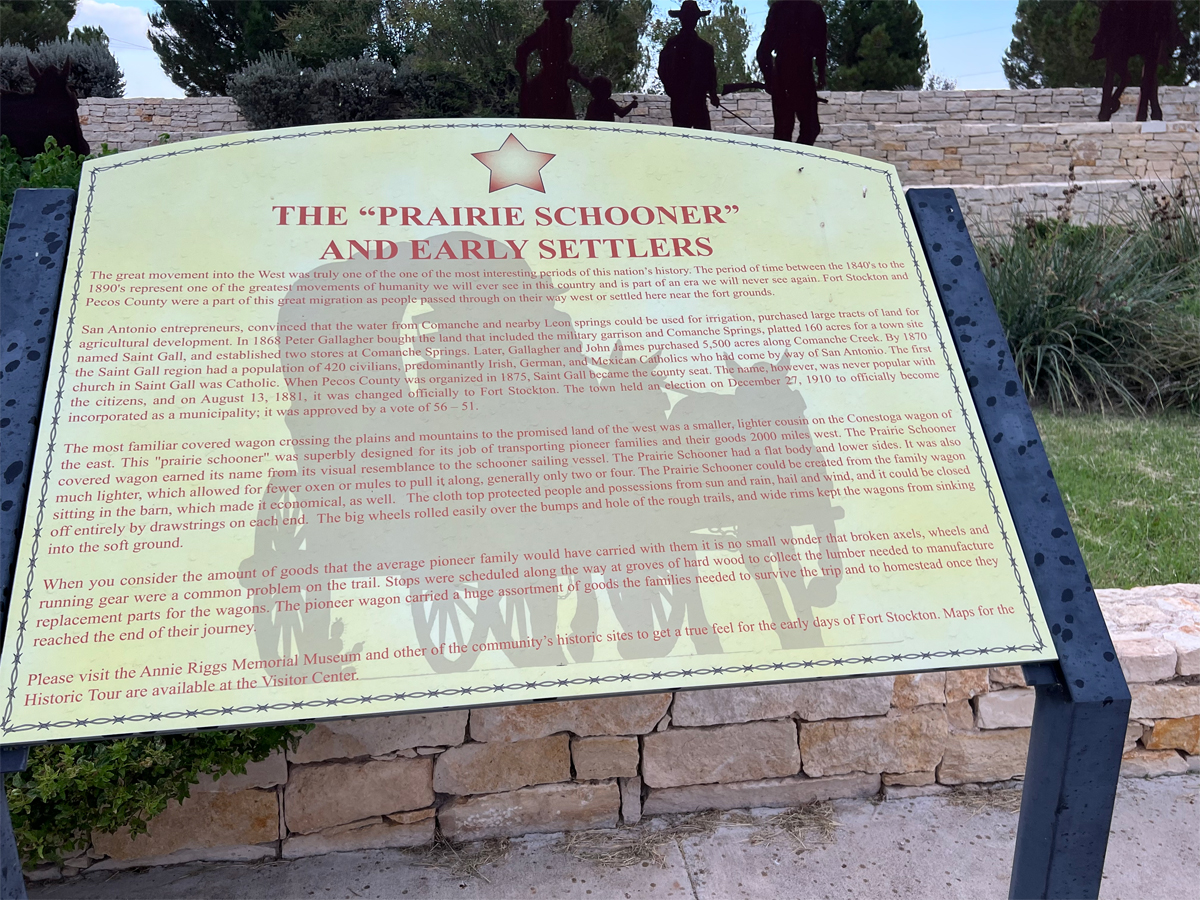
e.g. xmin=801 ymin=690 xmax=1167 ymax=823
xmin=584 ymin=76 xmax=638 ymax=122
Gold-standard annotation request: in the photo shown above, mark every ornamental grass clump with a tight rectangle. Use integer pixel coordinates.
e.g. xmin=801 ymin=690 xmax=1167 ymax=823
xmin=979 ymin=178 xmax=1200 ymax=413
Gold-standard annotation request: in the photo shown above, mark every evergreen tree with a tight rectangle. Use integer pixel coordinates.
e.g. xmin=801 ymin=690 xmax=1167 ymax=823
xmin=825 ymin=0 xmax=928 ymax=91
xmin=149 ymin=0 xmax=302 ymax=96
xmin=0 ymin=0 xmax=75 ymax=49
xmin=1002 ymin=0 xmax=1104 ymax=88
xmin=1003 ymin=0 xmax=1198 ymax=89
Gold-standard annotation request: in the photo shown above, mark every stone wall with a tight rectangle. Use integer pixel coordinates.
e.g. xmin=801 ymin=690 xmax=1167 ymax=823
xmin=77 ymin=97 xmax=247 ymax=152
xmin=33 ymin=584 xmax=1200 ymax=878
xmin=623 ymin=86 xmax=1200 ymax=130
xmin=75 ymin=95 xmax=1196 ymax=228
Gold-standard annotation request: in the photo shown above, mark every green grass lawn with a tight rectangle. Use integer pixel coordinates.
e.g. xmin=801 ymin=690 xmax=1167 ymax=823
xmin=1032 ymin=411 xmax=1199 ymax=589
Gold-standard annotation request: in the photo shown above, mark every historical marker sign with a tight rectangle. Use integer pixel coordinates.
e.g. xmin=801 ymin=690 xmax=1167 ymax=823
xmin=0 ymin=122 xmax=1055 ymax=743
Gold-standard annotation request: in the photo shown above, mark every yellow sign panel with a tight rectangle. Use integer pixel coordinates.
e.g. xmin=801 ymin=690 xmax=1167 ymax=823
xmin=1 ymin=121 xmax=1054 ymax=744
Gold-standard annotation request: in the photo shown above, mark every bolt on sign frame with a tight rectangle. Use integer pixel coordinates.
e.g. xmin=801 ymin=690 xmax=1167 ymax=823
xmin=0 ymin=124 xmax=1128 ymax=898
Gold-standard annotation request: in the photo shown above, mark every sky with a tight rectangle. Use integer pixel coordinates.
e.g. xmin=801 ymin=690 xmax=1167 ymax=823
xmin=70 ymin=0 xmax=1020 ymax=99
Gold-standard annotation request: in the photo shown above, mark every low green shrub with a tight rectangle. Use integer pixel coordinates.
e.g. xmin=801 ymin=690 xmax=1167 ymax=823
xmin=0 ymin=38 xmax=124 ymax=98
xmin=225 ymin=51 xmax=314 ymax=130
xmin=227 ymin=52 xmax=474 ymax=130
xmin=6 ymin=726 xmax=309 ymax=865
xmin=0 ymin=135 xmax=115 ymax=255
xmin=978 ymin=180 xmax=1200 ymax=413
xmin=310 ymin=56 xmax=397 ymax=123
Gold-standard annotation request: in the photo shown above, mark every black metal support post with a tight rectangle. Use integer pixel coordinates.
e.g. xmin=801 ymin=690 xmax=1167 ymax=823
xmin=906 ymin=188 xmax=1131 ymax=900
xmin=1 ymin=188 xmax=77 ymax=900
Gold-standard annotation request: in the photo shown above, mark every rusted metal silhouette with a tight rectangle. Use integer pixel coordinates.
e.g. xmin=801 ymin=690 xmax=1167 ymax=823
xmin=0 ymin=60 xmax=90 ymax=157
xmin=516 ymin=0 xmax=585 ymax=119
xmin=584 ymin=76 xmax=638 ymax=122
xmin=657 ymin=1 xmax=720 ymax=130
xmin=1092 ymin=0 xmax=1181 ymax=122
xmin=756 ymin=0 xmax=827 ymax=145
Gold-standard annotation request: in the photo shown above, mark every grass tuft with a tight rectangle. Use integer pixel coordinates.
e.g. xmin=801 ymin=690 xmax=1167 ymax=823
xmin=1034 ymin=410 xmax=1199 ymax=588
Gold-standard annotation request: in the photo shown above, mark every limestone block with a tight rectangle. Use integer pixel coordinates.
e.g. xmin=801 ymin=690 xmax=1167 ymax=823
xmin=1121 ymin=748 xmax=1189 ymax=778
xmin=88 ymin=844 xmax=274 ymax=871
xmin=1113 ymin=637 xmax=1178 ymax=683
xmin=285 ymin=758 xmax=433 ymax=834
xmin=642 ymin=720 xmax=800 ymax=788
xmin=937 ymin=729 xmax=1030 ymax=784
xmin=1129 ymin=684 xmax=1200 ymax=720
xmin=288 ymin=710 xmax=467 ymax=763
xmin=989 ymin=666 xmax=1027 ymax=689
xmin=945 ymin=668 xmax=990 ymax=702
xmin=881 ymin=771 xmax=935 ymax=787
xmin=1143 ymin=716 xmax=1200 ymax=755
xmin=469 ymin=693 xmax=671 ymax=742
xmin=92 ymin=789 xmax=277 ymax=861
xmin=642 ymin=772 xmax=879 ymax=815
xmin=434 ymin=732 xmax=569 ymax=795
xmin=438 ymin=781 xmax=619 ymax=841
xmin=282 ymin=813 xmax=434 ymax=857
xmin=946 ymin=699 xmax=975 ymax=731
xmin=892 ymin=672 xmax=947 ymax=709
xmin=975 ymin=688 xmax=1036 ymax=729
xmin=620 ymin=776 xmax=642 ymax=825
xmin=571 ymin=735 xmax=639 ymax=780
xmin=800 ymin=707 xmax=947 ymax=777
xmin=191 ymin=750 xmax=287 ymax=792
xmin=1171 ymin=632 xmax=1200 ymax=676
xmin=1125 ymin=721 xmax=1144 ymax=753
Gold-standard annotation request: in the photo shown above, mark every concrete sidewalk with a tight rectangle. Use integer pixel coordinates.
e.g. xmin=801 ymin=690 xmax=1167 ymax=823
xmin=29 ymin=774 xmax=1198 ymax=900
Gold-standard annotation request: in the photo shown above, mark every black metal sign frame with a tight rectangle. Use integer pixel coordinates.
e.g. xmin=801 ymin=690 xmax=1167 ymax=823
xmin=1 ymin=185 xmax=1128 ymax=900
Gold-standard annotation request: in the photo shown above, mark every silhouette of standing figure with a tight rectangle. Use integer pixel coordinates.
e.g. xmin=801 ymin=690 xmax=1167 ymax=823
xmin=584 ymin=76 xmax=639 ymax=121
xmin=756 ymin=0 xmax=827 ymax=145
xmin=658 ymin=1 xmax=719 ymax=130
xmin=516 ymin=0 xmax=585 ymax=119
xmin=1091 ymin=0 xmax=1181 ymax=122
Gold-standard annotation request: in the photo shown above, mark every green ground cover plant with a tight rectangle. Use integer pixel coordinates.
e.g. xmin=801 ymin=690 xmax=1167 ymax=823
xmin=1033 ymin=410 xmax=1199 ymax=589
xmin=6 ymin=726 xmax=309 ymax=865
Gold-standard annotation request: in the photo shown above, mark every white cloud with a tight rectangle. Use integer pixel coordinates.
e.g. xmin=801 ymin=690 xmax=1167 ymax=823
xmin=69 ymin=0 xmax=184 ymax=98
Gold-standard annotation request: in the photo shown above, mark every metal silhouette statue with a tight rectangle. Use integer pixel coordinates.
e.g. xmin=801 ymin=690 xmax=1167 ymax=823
xmin=756 ymin=0 xmax=827 ymax=146
xmin=584 ymin=76 xmax=638 ymax=122
xmin=657 ymin=1 xmax=720 ymax=130
xmin=516 ymin=0 xmax=585 ymax=119
xmin=1092 ymin=0 xmax=1181 ymax=122
xmin=0 ymin=59 xmax=90 ymax=157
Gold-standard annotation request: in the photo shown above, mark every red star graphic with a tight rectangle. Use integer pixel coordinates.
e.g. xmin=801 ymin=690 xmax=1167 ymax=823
xmin=472 ymin=134 xmax=555 ymax=193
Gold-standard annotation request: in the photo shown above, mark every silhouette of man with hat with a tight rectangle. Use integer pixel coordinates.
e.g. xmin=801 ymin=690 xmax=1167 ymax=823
xmin=756 ymin=0 xmax=827 ymax=145
xmin=657 ymin=1 xmax=720 ymax=130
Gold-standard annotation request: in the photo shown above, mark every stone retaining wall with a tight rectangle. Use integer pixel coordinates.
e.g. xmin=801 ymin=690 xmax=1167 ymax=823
xmin=75 ymin=96 xmax=1196 ymax=229
xmin=623 ymin=86 xmax=1200 ymax=129
xmin=77 ymin=97 xmax=247 ymax=152
xmin=34 ymin=584 xmax=1200 ymax=879
xmin=78 ymin=87 xmax=1200 ymax=153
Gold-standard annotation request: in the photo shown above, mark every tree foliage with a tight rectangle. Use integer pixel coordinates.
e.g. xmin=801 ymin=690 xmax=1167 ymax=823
xmin=825 ymin=0 xmax=928 ymax=91
xmin=0 ymin=36 xmax=125 ymax=96
xmin=149 ymin=0 xmax=301 ymax=96
xmin=0 ymin=0 xmax=75 ymax=49
xmin=392 ymin=0 xmax=652 ymax=116
xmin=1003 ymin=0 xmax=1199 ymax=89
